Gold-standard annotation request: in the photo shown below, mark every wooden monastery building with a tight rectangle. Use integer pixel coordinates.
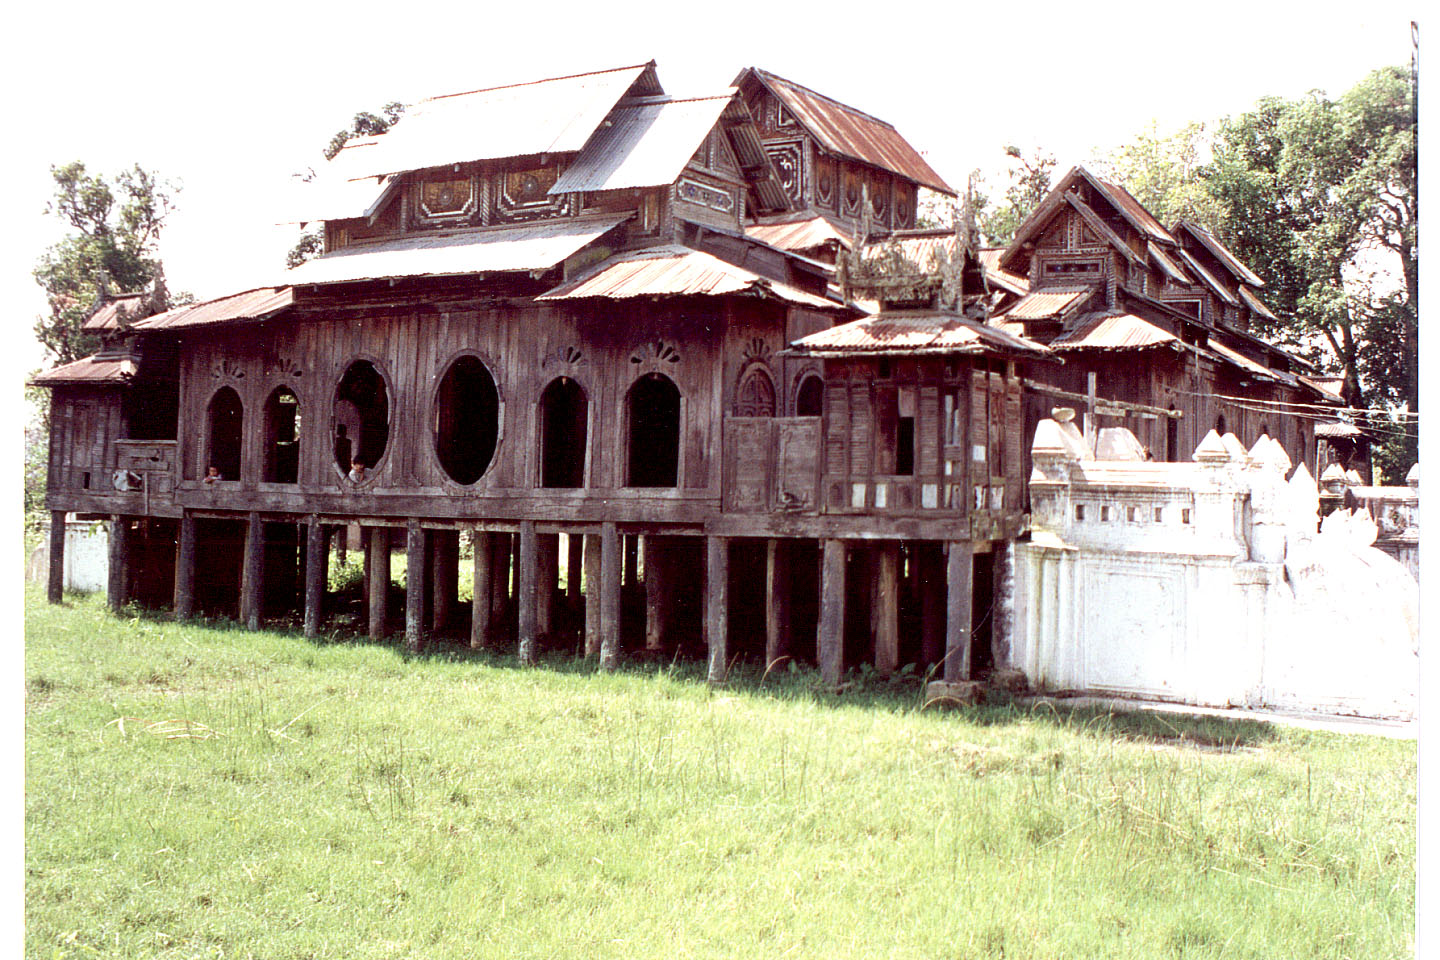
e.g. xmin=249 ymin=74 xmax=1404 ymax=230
xmin=34 ymin=60 xmax=1338 ymax=686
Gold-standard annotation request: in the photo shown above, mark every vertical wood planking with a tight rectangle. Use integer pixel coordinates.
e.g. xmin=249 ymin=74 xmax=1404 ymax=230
xmin=567 ymin=533 xmax=584 ymax=604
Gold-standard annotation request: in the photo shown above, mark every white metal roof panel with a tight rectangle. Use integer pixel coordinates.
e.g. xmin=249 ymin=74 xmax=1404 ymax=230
xmin=549 ymin=95 xmax=733 ymax=193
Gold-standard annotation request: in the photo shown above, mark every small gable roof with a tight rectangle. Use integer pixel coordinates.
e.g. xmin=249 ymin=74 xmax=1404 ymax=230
xmin=1001 ymin=166 xmax=1176 ymax=271
xmin=1174 ymin=220 xmax=1265 ymax=287
xmin=790 ymin=309 xmax=1050 ymax=358
xmin=734 ymin=67 xmax=953 ymax=195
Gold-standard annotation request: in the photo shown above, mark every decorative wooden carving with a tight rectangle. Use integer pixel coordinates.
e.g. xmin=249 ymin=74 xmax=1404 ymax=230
xmin=741 ymin=337 xmax=770 ymax=364
xmin=677 ymin=178 xmax=735 ymax=213
xmin=211 ymin=359 xmax=246 ymax=381
xmin=814 ymin=155 xmax=836 ymax=210
xmin=263 ymin=357 xmax=304 ymax=380
xmin=493 ymin=166 xmax=571 ymax=222
xmin=417 ymin=177 xmax=478 ymax=220
xmin=765 ymin=142 xmax=804 ymax=203
xmin=735 ymin=367 xmax=776 ymax=417
xmin=543 ymin=345 xmax=587 ymax=369
xmin=842 ymin=167 xmax=863 ymax=218
xmin=894 ymin=183 xmax=914 ymax=228
xmin=629 ymin=341 xmax=680 ymax=366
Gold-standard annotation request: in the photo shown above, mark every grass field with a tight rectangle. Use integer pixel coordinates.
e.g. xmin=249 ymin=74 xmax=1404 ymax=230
xmin=25 ymin=585 xmax=1415 ymax=959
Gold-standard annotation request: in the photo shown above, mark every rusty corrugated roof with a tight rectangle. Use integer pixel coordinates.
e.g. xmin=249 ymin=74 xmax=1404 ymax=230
xmin=1051 ymin=312 xmax=1178 ymax=350
xmin=82 ymin=292 xmax=148 ymax=332
xmin=550 ymin=94 xmax=734 ymax=193
xmin=132 ymin=288 xmax=295 ymax=331
xmin=1002 ymin=285 xmax=1097 ymax=322
xmin=282 ymin=216 xmax=629 ymax=286
xmin=1301 ymin=376 xmax=1347 ymax=403
xmin=1176 ymin=220 xmax=1265 ymax=287
xmin=1090 ymin=174 xmax=1174 ymax=243
xmin=1238 ymin=285 xmax=1278 ymax=321
xmin=737 ymin=68 xmax=953 ymax=194
xmin=1146 ymin=241 xmax=1192 ymax=285
xmin=790 ymin=309 xmax=1050 ymax=357
xmin=337 ymin=63 xmax=660 ymax=179
xmin=1208 ymin=340 xmax=1301 ymax=388
xmin=746 ymin=212 xmax=856 ymax=253
xmin=1175 ymin=248 xmax=1239 ymax=306
xmin=30 ymin=354 xmax=130 ymax=386
xmin=537 ymin=245 xmax=842 ymax=309
xmin=978 ymin=248 xmax=1030 ymax=295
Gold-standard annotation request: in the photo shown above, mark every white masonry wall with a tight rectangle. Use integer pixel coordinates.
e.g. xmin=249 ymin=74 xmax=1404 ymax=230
xmin=1009 ymin=419 xmax=1419 ymax=720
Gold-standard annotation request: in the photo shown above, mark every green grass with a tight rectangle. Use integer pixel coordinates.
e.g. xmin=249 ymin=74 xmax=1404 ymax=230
xmin=26 ymin=586 xmax=1415 ymax=959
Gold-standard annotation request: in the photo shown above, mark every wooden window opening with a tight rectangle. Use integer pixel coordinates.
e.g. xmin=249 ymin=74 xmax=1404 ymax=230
xmin=334 ymin=360 xmax=390 ymax=476
xmin=540 ymin=376 xmax=587 ymax=488
xmin=627 ymin=373 xmax=681 ymax=488
xmin=263 ymin=386 xmax=301 ymax=484
xmin=206 ymin=386 xmax=243 ymax=482
xmin=433 ymin=355 xmax=499 ymax=485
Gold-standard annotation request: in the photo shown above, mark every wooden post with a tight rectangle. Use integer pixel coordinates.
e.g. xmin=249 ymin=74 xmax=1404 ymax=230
xmin=920 ymin=543 xmax=944 ymax=667
xmin=107 ymin=515 xmax=128 ymax=613
xmin=705 ymin=536 xmax=729 ymax=683
xmin=470 ymin=530 xmax=493 ymax=649
xmin=566 ymin=533 xmax=584 ymax=604
xmin=599 ymin=522 xmax=621 ymax=669
xmin=491 ymin=533 xmax=512 ymax=627
xmin=405 ymin=520 xmax=426 ymax=653
xmin=1084 ymin=370 xmax=1098 ymax=453
xmin=991 ymin=540 xmax=1014 ymax=669
xmin=367 ymin=526 xmax=389 ymax=639
xmin=644 ymin=536 xmax=666 ymax=651
xmin=240 ymin=512 xmax=263 ymax=630
xmin=517 ymin=520 xmax=538 ymax=665
xmin=944 ymin=540 xmax=974 ymax=682
xmin=537 ymin=533 xmax=559 ymax=637
xmin=431 ymin=529 xmax=458 ymax=634
xmin=47 ymin=510 xmax=66 ymax=604
xmin=764 ymin=538 xmax=790 ymax=666
xmin=818 ymin=538 xmax=846 ymax=687
xmin=174 ymin=512 xmax=197 ymax=618
xmin=584 ymin=532 xmax=602 ymax=657
xmin=303 ymin=516 xmax=327 ymax=637
xmin=875 ymin=542 xmax=900 ymax=676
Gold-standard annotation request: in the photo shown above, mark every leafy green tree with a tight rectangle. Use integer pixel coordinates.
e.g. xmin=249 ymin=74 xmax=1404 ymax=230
xmin=288 ymin=102 xmax=407 ymax=268
xmin=33 ymin=162 xmax=179 ymax=364
xmin=1099 ymin=121 xmax=1223 ymax=228
xmin=978 ymin=145 xmax=1055 ymax=247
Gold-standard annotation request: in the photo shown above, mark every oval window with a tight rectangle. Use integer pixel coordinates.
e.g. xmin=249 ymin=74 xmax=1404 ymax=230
xmin=334 ymin=361 xmax=389 ymax=475
xmin=434 ymin=355 xmax=499 ymax=484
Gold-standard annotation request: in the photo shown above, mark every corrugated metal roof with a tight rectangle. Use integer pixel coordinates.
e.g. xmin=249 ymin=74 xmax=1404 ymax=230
xmin=82 ymin=292 xmax=148 ymax=332
xmin=549 ymin=94 xmax=732 ymax=193
xmin=738 ymin=68 xmax=953 ymax=194
xmin=791 ymin=309 xmax=1050 ymax=357
xmin=1090 ymin=174 xmax=1174 ymax=243
xmin=746 ymin=213 xmax=856 ymax=253
xmin=537 ymin=245 xmax=842 ymax=309
xmin=1176 ymin=220 xmax=1265 ymax=287
xmin=1003 ymin=285 xmax=1097 ymax=321
xmin=282 ymin=216 xmax=629 ymax=286
xmin=1146 ymin=241 xmax=1192 ymax=285
xmin=133 ymin=288 xmax=295 ymax=331
xmin=1238 ymin=285 xmax=1278 ymax=321
xmin=1175 ymin=248 xmax=1239 ymax=306
xmin=338 ymin=63 xmax=658 ymax=179
xmin=1315 ymin=421 xmax=1364 ymax=439
xmin=1208 ymin=340 xmax=1301 ymax=388
xmin=1051 ymin=312 xmax=1178 ymax=350
xmin=1301 ymin=375 xmax=1346 ymax=403
xmin=30 ymin=354 xmax=130 ymax=386
xmin=279 ymin=172 xmax=397 ymax=225
xmin=978 ymin=248 xmax=1030 ymax=295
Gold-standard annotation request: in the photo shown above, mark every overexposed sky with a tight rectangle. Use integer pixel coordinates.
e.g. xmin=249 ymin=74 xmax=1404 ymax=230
xmin=4 ymin=0 xmax=1418 ymax=374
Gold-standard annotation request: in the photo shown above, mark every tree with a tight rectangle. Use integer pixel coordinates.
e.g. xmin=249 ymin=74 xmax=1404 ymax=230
xmin=288 ymin=102 xmax=407 ymax=268
xmin=32 ymin=162 xmax=179 ymax=364
xmin=1203 ymin=66 xmax=1417 ymax=478
xmin=977 ymin=145 xmax=1055 ymax=247
xmin=1098 ymin=120 xmax=1223 ymax=228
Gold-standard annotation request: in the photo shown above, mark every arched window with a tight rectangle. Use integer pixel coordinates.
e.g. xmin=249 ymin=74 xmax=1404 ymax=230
xmin=734 ymin=368 xmax=776 ymax=417
xmin=627 ymin=373 xmax=680 ymax=488
xmin=540 ymin=377 xmax=587 ymax=488
xmin=433 ymin=355 xmax=499 ymax=485
xmin=334 ymin=361 xmax=390 ymax=475
xmin=263 ymin=386 xmax=301 ymax=484
xmin=795 ymin=373 xmax=824 ymax=417
xmin=206 ymin=386 xmax=243 ymax=481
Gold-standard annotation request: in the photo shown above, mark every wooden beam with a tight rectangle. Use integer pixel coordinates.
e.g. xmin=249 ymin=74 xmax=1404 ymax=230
xmin=705 ymin=536 xmax=729 ymax=683
xmin=818 ymin=538 xmax=846 ymax=687
xmin=470 ymin=531 xmax=493 ymax=649
xmin=367 ymin=525 xmax=389 ymax=639
xmin=173 ymin=511 xmax=196 ymax=618
xmin=874 ymin=542 xmax=899 ymax=676
xmin=517 ymin=520 xmax=538 ymax=666
xmin=764 ymin=538 xmax=790 ymax=667
xmin=584 ymin=532 xmax=602 ymax=658
xmin=48 ymin=510 xmax=66 ymax=604
xmin=303 ymin=515 xmax=327 ymax=637
xmin=107 ymin=515 xmax=129 ymax=613
xmin=1022 ymin=379 xmax=1183 ymax=419
xmin=406 ymin=519 xmax=427 ymax=653
xmin=644 ymin=536 xmax=667 ymax=652
xmin=599 ymin=522 xmax=621 ymax=670
xmin=239 ymin=512 xmax=263 ymax=630
xmin=944 ymin=541 xmax=974 ymax=682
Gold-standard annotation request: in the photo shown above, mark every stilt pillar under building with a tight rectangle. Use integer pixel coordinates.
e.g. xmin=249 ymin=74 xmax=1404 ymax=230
xmin=48 ymin=510 xmax=66 ymax=605
xmin=705 ymin=535 xmax=729 ymax=683
xmin=517 ymin=521 xmax=538 ymax=665
xmin=818 ymin=538 xmax=846 ymax=687
xmin=764 ymin=538 xmax=790 ymax=667
xmin=470 ymin=530 xmax=493 ymax=649
xmin=874 ymin=542 xmax=900 ymax=676
xmin=367 ymin=526 xmax=389 ymax=639
xmin=107 ymin=515 xmax=129 ymax=613
xmin=944 ymin=540 xmax=974 ymax=682
xmin=599 ymin=522 xmax=621 ymax=670
xmin=405 ymin=520 xmax=427 ymax=653
xmin=584 ymin=532 xmax=602 ymax=658
xmin=240 ymin=512 xmax=263 ymax=630
xmin=303 ymin=516 xmax=327 ymax=638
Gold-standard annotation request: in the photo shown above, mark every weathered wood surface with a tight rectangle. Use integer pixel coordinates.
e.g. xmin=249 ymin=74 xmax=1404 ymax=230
xmin=431 ymin=529 xmax=458 ymax=634
xmin=874 ymin=542 xmax=899 ymax=676
xmin=367 ymin=525 xmax=389 ymax=639
xmin=173 ymin=512 xmax=197 ymax=618
xmin=599 ymin=522 xmax=620 ymax=670
xmin=764 ymin=538 xmax=790 ymax=666
xmin=705 ymin=536 xmax=729 ymax=683
xmin=241 ymin=512 xmax=263 ymax=630
xmin=406 ymin=519 xmax=427 ymax=652
xmin=944 ymin=540 xmax=974 ymax=682
xmin=470 ymin=531 xmax=493 ymax=649
xmin=303 ymin=515 xmax=327 ymax=637
xmin=818 ymin=538 xmax=846 ymax=686
xmin=107 ymin=515 xmax=129 ymax=612
xmin=644 ymin=536 xmax=667 ymax=651
xmin=48 ymin=510 xmax=66 ymax=604
xmin=517 ymin=520 xmax=538 ymax=665
xmin=583 ymin=532 xmax=602 ymax=657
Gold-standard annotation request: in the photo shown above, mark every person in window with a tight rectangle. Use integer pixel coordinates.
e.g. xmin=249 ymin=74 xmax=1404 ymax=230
xmin=203 ymin=465 xmax=221 ymax=484
xmin=348 ymin=459 xmax=367 ymax=484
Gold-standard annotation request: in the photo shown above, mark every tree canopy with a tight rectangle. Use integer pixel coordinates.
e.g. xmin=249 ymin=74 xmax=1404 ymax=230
xmin=33 ymin=162 xmax=179 ymax=364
